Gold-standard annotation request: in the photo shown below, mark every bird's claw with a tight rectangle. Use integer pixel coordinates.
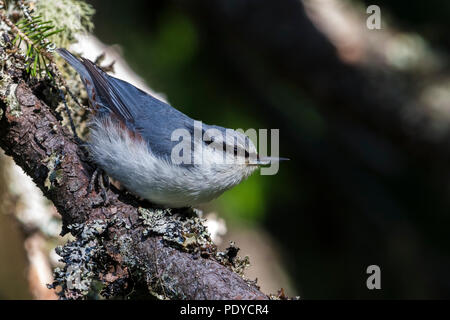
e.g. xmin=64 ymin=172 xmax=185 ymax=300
xmin=87 ymin=167 xmax=110 ymax=205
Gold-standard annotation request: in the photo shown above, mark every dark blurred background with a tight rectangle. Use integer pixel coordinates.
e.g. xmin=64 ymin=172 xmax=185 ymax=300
xmin=2 ymin=0 xmax=450 ymax=299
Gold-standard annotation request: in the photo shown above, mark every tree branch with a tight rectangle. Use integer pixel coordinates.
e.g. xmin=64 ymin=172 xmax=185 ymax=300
xmin=0 ymin=78 xmax=267 ymax=299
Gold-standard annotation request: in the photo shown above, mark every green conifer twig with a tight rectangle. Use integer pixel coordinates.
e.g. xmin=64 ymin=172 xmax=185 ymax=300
xmin=0 ymin=0 xmax=63 ymax=78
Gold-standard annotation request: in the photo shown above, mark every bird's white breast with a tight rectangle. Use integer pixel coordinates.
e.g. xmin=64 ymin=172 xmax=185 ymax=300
xmin=87 ymin=118 xmax=257 ymax=207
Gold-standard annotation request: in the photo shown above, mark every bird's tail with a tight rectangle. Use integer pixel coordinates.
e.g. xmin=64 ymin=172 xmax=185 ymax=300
xmin=57 ymin=48 xmax=134 ymax=123
xmin=56 ymin=48 xmax=93 ymax=84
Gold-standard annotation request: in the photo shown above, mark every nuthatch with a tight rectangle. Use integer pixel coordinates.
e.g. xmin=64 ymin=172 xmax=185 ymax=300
xmin=57 ymin=48 xmax=287 ymax=208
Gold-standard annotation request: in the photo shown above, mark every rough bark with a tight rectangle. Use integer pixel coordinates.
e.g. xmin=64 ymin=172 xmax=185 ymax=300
xmin=0 ymin=81 xmax=267 ymax=300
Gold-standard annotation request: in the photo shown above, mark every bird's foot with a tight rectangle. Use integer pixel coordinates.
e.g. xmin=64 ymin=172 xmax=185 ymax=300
xmin=87 ymin=167 xmax=110 ymax=205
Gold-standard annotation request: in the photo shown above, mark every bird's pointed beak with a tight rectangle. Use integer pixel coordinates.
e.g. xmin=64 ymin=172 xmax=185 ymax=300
xmin=249 ymin=156 xmax=290 ymax=166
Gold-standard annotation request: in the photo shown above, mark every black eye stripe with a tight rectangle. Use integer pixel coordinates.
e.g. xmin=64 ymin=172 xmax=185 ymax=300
xmin=203 ymin=139 xmax=232 ymax=152
xmin=205 ymin=139 xmax=250 ymax=158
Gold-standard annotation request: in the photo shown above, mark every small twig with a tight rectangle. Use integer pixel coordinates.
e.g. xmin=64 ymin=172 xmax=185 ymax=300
xmin=17 ymin=0 xmax=33 ymax=21
xmin=65 ymin=85 xmax=86 ymax=110
xmin=59 ymin=89 xmax=84 ymax=145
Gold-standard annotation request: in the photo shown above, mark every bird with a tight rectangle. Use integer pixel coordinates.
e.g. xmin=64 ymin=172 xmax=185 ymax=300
xmin=57 ymin=48 xmax=287 ymax=208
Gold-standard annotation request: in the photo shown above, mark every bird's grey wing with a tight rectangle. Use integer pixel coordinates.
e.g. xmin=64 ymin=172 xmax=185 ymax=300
xmin=108 ymin=76 xmax=233 ymax=161
xmin=105 ymin=75 xmax=201 ymax=160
